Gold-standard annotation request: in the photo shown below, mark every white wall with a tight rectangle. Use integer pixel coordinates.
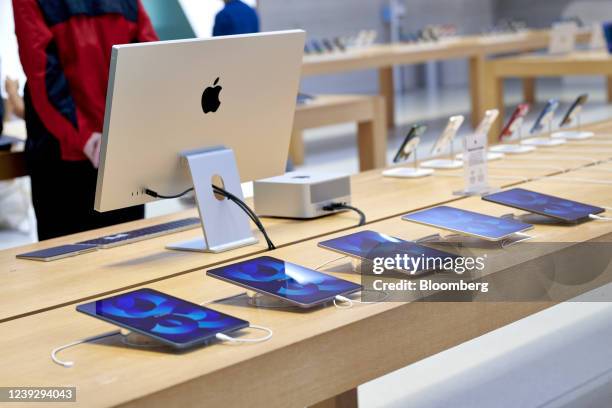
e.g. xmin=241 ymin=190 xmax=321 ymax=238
xmin=0 ymin=0 xmax=25 ymax=97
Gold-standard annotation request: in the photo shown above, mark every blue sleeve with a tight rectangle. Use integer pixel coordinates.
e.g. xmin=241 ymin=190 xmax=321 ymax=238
xmin=213 ymin=12 xmax=232 ymax=37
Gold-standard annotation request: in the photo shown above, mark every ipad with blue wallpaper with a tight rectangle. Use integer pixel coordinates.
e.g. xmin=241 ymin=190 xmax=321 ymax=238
xmin=318 ymin=230 xmax=459 ymax=275
xmin=483 ymin=188 xmax=604 ymax=223
xmin=77 ymin=288 xmax=249 ymax=349
xmin=402 ymin=206 xmax=533 ymax=241
xmin=207 ymin=256 xmax=362 ymax=308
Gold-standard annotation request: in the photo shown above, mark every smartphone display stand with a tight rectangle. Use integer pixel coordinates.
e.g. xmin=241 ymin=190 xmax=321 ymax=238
xmin=415 ymin=231 xmax=532 ymax=249
xmin=421 ymin=140 xmax=463 ymax=169
xmin=166 ymin=147 xmax=258 ymax=253
xmin=382 ymin=145 xmax=434 ymax=178
xmin=490 ymin=119 xmax=536 ymax=154
xmin=521 ymin=121 xmax=566 ymax=147
xmin=551 ymin=112 xmax=595 ymax=140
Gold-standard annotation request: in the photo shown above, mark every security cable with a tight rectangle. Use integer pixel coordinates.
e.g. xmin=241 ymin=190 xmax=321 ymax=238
xmin=145 ymin=186 xmax=275 ymax=250
xmin=322 ymin=203 xmax=366 ymax=226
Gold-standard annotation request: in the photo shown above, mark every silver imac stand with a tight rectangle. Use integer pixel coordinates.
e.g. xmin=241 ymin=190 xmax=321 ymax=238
xmin=166 ymin=147 xmax=258 ymax=253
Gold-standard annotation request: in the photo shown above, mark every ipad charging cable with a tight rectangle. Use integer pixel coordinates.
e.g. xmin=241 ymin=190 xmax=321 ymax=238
xmin=588 ymin=205 xmax=612 ymax=221
xmin=333 ymin=292 xmax=389 ymax=309
xmin=51 ymin=325 xmax=273 ymax=368
xmin=215 ymin=325 xmax=273 ymax=343
xmin=51 ymin=330 xmax=122 ymax=368
xmin=589 ymin=214 xmax=612 ymax=221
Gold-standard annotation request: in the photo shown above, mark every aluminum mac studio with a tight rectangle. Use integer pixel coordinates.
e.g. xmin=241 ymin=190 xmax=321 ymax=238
xmin=1 ymin=1 xmax=612 ymax=407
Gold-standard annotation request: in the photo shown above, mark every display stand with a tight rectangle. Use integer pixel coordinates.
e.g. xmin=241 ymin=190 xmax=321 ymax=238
xmin=551 ymin=111 xmax=595 ymax=140
xmin=490 ymin=118 xmax=536 ymax=154
xmin=415 ymin=231 xmax=532 ymax=249
xmin=421 ymin=140 xmax=463 ymax=169
xmin=119 ymin=330 xmax=169 ymax=348
xmin=166 ymin=147 xmax=258 ymax=253
xmin=500 ymin=212 xmax=565 ymax=225
xmin=521 ymin=120 xmax=566 ymax=147
xmin=383 ymin=145 xmax=434 ymax=178
xmin=247 ymin=292 xmax=301 ymax=309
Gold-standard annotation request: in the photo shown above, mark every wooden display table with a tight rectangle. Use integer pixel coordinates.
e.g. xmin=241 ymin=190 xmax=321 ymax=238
xmin=291 ymin=95 xmax=387 ymax=171
xmin=1 ymin=120 xmax=612 ymax=324
xmin=481 ymin=50 xmax=612 ymax=139
xmin=0 ymin=172 xmax=611 ymax=408
xmin=302 ymin=30 xmax=592 ymax=128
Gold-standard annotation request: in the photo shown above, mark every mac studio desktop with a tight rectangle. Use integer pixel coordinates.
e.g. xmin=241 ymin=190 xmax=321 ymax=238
xmin=2 ymin=1 xmax=612 ymax=407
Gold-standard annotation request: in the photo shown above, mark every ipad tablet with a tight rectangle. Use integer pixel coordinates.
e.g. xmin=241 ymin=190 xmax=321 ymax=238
xmin=77 ymin=288 xmax=249 ymax=349
xmin=318 ymin=230 xmax=459 ymax=275
xmin=483 ymin=188 xmax=605 ymax=223
xmin=402 ymin=206 xmax=533 ymax=241
xmin=16 ymin=244 xmax=98 ymax=262
xmin=207 ymin=256 xmax=362 ymax=308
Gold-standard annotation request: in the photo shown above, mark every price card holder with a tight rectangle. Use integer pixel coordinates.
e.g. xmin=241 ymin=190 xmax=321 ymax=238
xmin=454 ymin=130 xmax=497 ymax=197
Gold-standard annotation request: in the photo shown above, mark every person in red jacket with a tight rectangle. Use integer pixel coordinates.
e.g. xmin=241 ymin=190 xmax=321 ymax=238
xmin=13 ymin=0 xmax=159 ymax=240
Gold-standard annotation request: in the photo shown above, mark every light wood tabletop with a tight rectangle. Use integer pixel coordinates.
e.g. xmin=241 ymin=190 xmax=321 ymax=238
xmin=1 ymin=120 xmax=612 ymax=323
xmin=1 ymin=174 xmax=611 ymax=408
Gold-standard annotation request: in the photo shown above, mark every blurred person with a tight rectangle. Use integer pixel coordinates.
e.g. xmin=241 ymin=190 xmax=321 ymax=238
xmin=0 ymin=88 xmax=3 ymax=137
xmin=13 ymin=0 xmax=158 ymax=240
xmin=5 ymin=77 xmax=25 ymax=120
xmin=213 ymin=0 xmax=260 ymax=37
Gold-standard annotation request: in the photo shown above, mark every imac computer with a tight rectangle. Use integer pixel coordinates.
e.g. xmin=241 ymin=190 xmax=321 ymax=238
xmin=95 ymin=30 xmax=305 ymax=253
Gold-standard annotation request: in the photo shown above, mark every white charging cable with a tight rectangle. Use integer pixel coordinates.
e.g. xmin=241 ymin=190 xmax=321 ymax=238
xmin=333 ymin=291 xmax=389 ymax=309
xmin=51 ymin=330 xmax=121 ymax=368
xmin=589 ymin=214 xmax=612 ymax=221
xmin=587 ymin=205 xmax=612 ymax=221
xmin=51 ymin=324 xmax=273 ymax=368
xmin=215 ymin=325 xmax=273 ymax=343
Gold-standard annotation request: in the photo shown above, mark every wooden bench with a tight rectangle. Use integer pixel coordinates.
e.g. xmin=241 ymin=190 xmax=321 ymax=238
xmin=291 ymin=94 xmax=387 ymax=172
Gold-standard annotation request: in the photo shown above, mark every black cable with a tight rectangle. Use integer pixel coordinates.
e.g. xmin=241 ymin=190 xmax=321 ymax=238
xmin=145 ymin=186 xmax=276 ymax=250
xmin=322 ymin=203 xmax=366 ymax=226
xmin=145 ymin=188 xmax=194 ymax=200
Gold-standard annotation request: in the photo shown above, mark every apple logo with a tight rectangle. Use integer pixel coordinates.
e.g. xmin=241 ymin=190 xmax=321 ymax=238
xmin=201 ymin=77 xmax=222 ymax=114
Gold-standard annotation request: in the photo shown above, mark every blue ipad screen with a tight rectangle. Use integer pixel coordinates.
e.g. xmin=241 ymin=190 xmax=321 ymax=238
xmin=77 ymin=289 xmax=249 ymax=347
xmin=319 ymin=230 xmax=458 ymax=270
xmin=207 ymin=256 xmax=362 ymax=306
xmin=483 ymin=188 xmax=604 ymax=222
xmin=402 ymin=206 xmax=533 ymax=240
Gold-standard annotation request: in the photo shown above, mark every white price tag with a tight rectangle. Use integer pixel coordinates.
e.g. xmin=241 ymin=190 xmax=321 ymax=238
xmin=463 ymin=131 xmax=489 ymax=193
